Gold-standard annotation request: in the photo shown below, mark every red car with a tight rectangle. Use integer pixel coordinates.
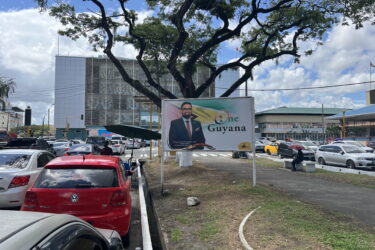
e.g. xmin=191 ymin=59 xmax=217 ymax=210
xmin=21 ymin=155 xmax=132 ymax=239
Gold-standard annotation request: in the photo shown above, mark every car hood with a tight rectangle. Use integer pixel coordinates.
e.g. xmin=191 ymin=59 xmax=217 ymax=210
xmin=346 ymin=152 xmax=375 ymax=158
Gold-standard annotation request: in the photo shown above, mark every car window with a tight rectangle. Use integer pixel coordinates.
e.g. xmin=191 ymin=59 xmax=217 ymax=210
xmin=346 ymin=141 xmax=363 ymax=147
xmin=38 ymin=153 xmax=53 ymax=168
xmin=35 ymin=168 xmax=118 ymax=188
xmin=37 ymin=140 xmax=49 ymax=147
xmin=0 ymin=153 xmax=31 ymax=169
xmin=36 ymin=224 xmax=107 ymax=250
xmin=330 ymin=146 xmax=342 ymax=153
xmin=118 ymin=160 xmax=126 ymax=179
xmin=342 ymin=145 xmax=365 ymax=153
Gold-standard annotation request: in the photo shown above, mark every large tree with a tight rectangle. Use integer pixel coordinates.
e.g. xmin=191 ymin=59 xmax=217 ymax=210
xmin=36 ymin=0 xmax=375 ymax=107
xmin=0 ymin=76 xmax=16 ymax=111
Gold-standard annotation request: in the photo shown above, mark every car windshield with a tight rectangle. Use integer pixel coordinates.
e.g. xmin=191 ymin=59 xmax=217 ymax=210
xmin=300 ymin=141 xmax=315 ymax=146
xmin=35 ymin=168 xmax=118 ymax=188
xmin=69 ymin=144 xmax=92 ymax=152
xmin=346 ymin=141 xmax=364 ymax=147
xmin=86 ymin=137 xmax=106 ymax=145
xmin=0 ymin=154 xmax=31 ymax=169
xmin=342 ymin=145 xmax=365 ymax=153
xmin=112 ymin=140 xmax=120 ymax=144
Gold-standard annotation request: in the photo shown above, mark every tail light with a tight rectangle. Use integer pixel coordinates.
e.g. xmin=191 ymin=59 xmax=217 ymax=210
xmin=64 ymin=148 xmax=69 ymax=151
xmin=23 ymin=191 xmax=38 ymax=209
xmin=114 ymin=145 xmax=120 ymax=147
xmin=9 ymin=175 xmax=30 ymax=188
xmin=110 ymin=190 xmax=127 ymax=206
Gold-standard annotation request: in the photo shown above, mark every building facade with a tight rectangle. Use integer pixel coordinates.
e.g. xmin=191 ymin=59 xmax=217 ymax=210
xmin=55 ymin=56 xmax=214 ymax=139
xmin=255 ymin=107 xmax=349 ymax=141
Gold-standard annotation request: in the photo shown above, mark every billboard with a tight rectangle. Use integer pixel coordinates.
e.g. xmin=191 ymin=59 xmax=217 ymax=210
xmin=162 ymin=97 xmax=254 ymax=151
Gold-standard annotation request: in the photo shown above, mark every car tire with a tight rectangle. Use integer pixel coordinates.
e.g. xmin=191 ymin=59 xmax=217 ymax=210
xmin=346 ymin=160 xmax=356 ymax=169
xmin=318 ymin=157 xmax=326 ymax=165
xmin=267 ymin=149 xmax=271 ymax=155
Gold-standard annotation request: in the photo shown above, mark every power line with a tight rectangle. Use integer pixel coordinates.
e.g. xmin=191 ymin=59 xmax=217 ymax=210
xmin=215 ymin=80 xmax=372 ymax=91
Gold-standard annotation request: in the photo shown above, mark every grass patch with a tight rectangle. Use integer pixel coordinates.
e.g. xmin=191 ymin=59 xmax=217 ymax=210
xmin=197 ymin=222 xmax=221 ymax=240
xmin=170 ymin=228 xmax=182 ymax=242
xmin=243 ymin=184 xmax=375 ymax=249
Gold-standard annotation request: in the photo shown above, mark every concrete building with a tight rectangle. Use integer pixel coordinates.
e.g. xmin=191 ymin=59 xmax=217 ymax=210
xmin=326 ymin=104 xmax=375 ymax=140
xmin=215 ymin=68 xmax=240 ymax=97
xmin=0 ymin=104 xmax=24 ymax=131
xmin=255 ymin=107 xmax=349 ymax=141
xmin=55 ymin=56 xmax=214 ymax=139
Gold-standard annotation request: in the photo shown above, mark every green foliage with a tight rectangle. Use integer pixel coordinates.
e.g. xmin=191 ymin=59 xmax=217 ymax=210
xmin=10 ymin=125 xmax=49 ymax=137
xmin=34 ymin=0 xmax=375 ymax=104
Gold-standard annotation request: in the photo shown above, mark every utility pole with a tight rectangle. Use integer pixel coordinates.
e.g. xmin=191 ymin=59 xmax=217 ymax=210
xmin=321 ymin=104 xmax=325 ymax=142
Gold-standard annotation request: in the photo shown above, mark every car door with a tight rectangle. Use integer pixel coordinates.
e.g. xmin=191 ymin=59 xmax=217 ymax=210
xmin=329 ymin=146 xmax=345 ymax=166
xmin=323 ymin=146 xmax=335 ymax=164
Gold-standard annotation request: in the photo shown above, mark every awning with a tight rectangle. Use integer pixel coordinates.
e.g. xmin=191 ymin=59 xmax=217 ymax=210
xmin=105 ymin=125 xmax=161 ymax=140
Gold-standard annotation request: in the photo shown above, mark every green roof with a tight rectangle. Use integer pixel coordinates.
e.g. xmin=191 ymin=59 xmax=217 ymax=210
xmin=256 ymin=107 xmax=350 ymax=116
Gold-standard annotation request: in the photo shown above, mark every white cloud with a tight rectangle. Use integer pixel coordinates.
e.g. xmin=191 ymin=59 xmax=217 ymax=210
xmin=0 ymin=8 xmax=138 ymax=124
xmin=239 ymin=20 xmax=375 ymax=112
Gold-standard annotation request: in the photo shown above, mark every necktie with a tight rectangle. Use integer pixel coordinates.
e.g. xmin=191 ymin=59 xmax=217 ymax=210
xmin=185 ymin=120 xmax=192 ymax=139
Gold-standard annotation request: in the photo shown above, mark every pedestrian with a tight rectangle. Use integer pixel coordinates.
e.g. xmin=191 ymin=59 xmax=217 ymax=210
xmin=291 ymin=148 xmax=304 ymax=171
xmin=100 ymin=141 xmax=113 ymax=155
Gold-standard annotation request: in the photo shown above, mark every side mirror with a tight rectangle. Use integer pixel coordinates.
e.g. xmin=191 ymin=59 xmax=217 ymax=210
xmin=340 ymin=151 xmax=345 ymax=155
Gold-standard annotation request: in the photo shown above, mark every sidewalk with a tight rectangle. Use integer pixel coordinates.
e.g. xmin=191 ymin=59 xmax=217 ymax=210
xmin=200 ymin=156 xmax=375 ymax=227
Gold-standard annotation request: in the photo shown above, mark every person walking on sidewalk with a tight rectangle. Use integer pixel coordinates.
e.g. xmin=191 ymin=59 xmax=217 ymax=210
xmin=292 ymin=149 xmax=304 ymax=171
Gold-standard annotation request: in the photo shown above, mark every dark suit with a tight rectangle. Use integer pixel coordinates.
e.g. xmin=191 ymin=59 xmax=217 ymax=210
xmin=168 ymin=117 xmax=206 ymax=149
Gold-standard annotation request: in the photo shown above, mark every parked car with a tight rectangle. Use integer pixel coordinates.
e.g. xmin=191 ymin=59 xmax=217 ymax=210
xmin=331 ymin=140 xmax=374 ymax=153
xmin=22 ymin=155 xmax=132 ymax=240
xmin=264 ymin=142 xmax=279 ymax=155
xmin=112 ymin=136 xmax=127 ymax=143
xmin=296 ymin=140 xmax=318 ymax=152
xmin=315 ymin=144 xmax=375 ymax=169
xmin=126 ymin=139 xmax=140 ymax=149
xmin=0 ymin=149 xmax=55 ymax=208
xmin=278 ymin=142 xmax=315 ymax=161
xmin=86 ymin=136 xmax=107 ymax=149
xmin=53 ymin=141 xmax=72 ymax=156
xmin=255 ymin=140 xmax=266 ymax=152
xmin=367 ymin=141 xmax=375 ymax=150
xmin=64 ymin=144 xmax=101 ymax=156
xmin=110 ymin=140 xmax=126 ymax=155
xmin=3 ymin=138 xmax=56 ymax=155
xmin=70 ymin=139 xmax=85 ymax=144
xmin=0 ymin=210 xmax=124 ymax=250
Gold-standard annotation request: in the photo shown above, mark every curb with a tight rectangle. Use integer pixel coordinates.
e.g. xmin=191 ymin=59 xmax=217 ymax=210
xmin=239 ymin=206 xmax=261 ymax=250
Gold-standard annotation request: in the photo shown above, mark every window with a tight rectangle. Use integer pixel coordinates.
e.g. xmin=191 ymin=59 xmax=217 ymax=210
xmin=35 ymin=168 xmax=118 ymax=188
xmin=38 ymin=153 xmax=53 ymax=168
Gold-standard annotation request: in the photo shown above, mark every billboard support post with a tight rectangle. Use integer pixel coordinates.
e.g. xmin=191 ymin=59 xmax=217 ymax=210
xmin=161 ymin=153 xmax=164 ymax=195
xmin=252 ymin=100 xmax=256 ymax=187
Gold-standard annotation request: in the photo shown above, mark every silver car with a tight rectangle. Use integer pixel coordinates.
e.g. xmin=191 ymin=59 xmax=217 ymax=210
xmin=0 ymin=210 xmax=124 ymax=250
xmin=315 ymin=144 xmax=375 ymax=169
xmin=53 ymin=141 xmax=72 ymax=156
xmin=331 ymin=140 xmax=374 ymax=153
xmin=0 ymin=149 xmax=55 ymax=208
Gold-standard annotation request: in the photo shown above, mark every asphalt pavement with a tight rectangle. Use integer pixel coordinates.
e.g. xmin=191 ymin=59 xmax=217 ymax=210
xmin=195 ymin=155 xmax=375 ymax=227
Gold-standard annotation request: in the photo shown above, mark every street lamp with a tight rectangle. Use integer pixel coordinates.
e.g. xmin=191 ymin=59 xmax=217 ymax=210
xmin=47 ymin=104 xmax=54 ymax=136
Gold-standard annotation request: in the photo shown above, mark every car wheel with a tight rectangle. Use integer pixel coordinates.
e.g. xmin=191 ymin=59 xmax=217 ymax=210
xmin=346 ymin=160 xmax=356 ymax=169
xmin=267 ymin=149 xmax=271 ymax=155
xmin=318 ymin=157 xmax=326 ymax=165
xmin=232 ymin=152 xmax=240 ymax=158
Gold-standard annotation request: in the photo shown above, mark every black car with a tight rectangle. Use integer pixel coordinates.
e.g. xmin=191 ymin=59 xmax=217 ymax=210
xmin=2 ymin=138 xmax=56 ymax=155
xmin=278 ymin=142 xmax=315 ymax=161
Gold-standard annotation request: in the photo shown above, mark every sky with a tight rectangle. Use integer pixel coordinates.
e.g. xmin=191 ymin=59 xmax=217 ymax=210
xmin=1 ymin=1 xmax=375 ymax=125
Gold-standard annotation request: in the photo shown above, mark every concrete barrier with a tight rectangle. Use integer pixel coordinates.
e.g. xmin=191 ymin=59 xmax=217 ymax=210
xmin=284 ymin=160 xmax=303 ymax=171
xmin=302 ymin=162 xmax=316 ymax=172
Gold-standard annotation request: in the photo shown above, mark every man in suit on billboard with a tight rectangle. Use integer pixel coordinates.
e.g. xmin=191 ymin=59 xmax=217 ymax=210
xmin=168 ymin=102 xmax=206 ymax=149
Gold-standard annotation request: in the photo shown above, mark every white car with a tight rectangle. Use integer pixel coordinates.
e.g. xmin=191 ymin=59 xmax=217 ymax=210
xmin=52 ymin=141 xmax=72 ymax=156
xmin=0 ymin=210 xmax=124 ymax=250
xmin=0 ymin=149 xmax=55 ymax=208
xmin=110 ymin=140 xmax=126 ymax=155
xmin=126 ymin=139 xmax=140 ymax=149
xmin=331 ymin=140 xmax=374 ymax=153
xmin=316 ymin=144 xmax=375 ymax=169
